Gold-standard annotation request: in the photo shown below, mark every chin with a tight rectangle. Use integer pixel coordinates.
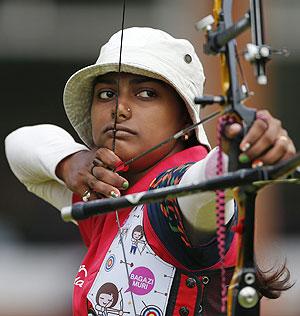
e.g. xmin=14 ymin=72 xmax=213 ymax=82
xmin=114 ymin=145 xmax=136 ymax=162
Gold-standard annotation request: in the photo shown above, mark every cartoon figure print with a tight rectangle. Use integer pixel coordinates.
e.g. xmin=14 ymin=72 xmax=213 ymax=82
xmin=130 ymin=225 xmax=146 ymax=255
xmin=89 ymin=282 xmax=126 ymax=316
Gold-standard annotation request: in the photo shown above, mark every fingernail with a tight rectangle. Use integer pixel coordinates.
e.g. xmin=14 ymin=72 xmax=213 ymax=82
xmin=252 ymin=159 xmax=264 ymax=168
xmin=239 ymin=153 xmax=250 ymax=164
xmin=240 ymin=142 xmax=251 ymax=152
xmin=110 ymin=191 xmax=119 ymax=198
xmin=122 ymin=181 xmax=129 ymax=189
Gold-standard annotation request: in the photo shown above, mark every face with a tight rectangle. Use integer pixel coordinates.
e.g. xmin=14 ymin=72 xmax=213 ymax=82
xmin=133 ymin=231 xmax=142 ymax=240
xmin=98 ymin=293 xmax=114 ymax=307
xmin=91 ymin=72 xmax=191 ymax=172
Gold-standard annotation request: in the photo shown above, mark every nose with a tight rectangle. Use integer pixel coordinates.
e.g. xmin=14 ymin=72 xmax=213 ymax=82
xmin=111 ymin=100 xmax=132 ymax=122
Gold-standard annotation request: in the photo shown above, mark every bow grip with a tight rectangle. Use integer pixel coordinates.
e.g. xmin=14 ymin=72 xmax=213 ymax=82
xmin=226 ymin=105 xmax=256 ymax=172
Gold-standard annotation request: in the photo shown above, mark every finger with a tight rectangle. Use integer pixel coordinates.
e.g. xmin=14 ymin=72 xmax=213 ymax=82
xmin=223 ymin=123 xmax=242 ymax=139
xmin=242 ymin=118 xmax=282 ymax=160
xmin=92 ymin=166 xmax=129 ymax=190
xmin=87 ymin=191 xmax=105 ymax=201
xmin=240 ymin=114 xmax=270 ymax=152
xmin=258 ymin=135 xmax=291 ymax=164
xmin=260 ymin=135 xmax=293 ymax=164
xmin=95 ymin=148 xmax=123 ymax=170
xmin=281 ymin=142 xmax=296 ymax=161
xmin=86 ymin=173 xmax=121 ymax=198
xmin=92 ymin=157 xmax=107 ymax=168
xmin=80 ymin=187 xmax=102 ymax=202
xmin=80 ymin=187 xmax=105 ymax=202
xmin=81 ymin=188 xmax=92 ymax=202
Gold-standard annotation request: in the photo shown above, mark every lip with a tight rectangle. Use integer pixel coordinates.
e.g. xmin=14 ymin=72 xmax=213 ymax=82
xmin=103 ymin=124 xmax=137 ymax=136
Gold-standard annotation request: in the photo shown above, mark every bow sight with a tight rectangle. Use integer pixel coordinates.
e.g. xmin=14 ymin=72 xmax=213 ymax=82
xmin=195 ymin=0 xmax=267 ymax=87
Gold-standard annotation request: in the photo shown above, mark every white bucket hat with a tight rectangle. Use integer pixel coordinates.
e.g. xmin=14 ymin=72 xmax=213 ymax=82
xmin=63 ymin=27 xmax=210 ymax=149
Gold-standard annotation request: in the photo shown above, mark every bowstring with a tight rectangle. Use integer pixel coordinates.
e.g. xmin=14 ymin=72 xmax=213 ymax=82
xmin=86 ymin=1 xmax=136 ymax=311
xmin=112 ymin=0 xmax=126 ymax=152
xmin=113 ymin=0 xmax=138 ymax=315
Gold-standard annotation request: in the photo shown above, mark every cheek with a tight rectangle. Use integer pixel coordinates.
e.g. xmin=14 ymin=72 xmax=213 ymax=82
xmin=91 ymin=112 xmax=100 ymax=142
xmin=91 ymin=105 xmax=110 ymax=136
xmin=91 ymin=103 xmax=103 ymax=124
xmin=156 ymin=97 xmax=187 ymax=129
xmin=156 ymin=109 xmax=186 ymax=133
xmin=91 ymin=104 xmax=98 ymax=125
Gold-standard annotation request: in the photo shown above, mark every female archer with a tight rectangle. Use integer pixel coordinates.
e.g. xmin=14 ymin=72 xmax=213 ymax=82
xmin=5 ymin=27 xmax=296 ymax=315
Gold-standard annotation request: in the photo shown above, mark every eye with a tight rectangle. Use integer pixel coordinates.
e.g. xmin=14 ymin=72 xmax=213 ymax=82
xmin=137 ymin=90 xmax=156 ymax=98
xmin=97 ymin=90 xmax=116 ymax=100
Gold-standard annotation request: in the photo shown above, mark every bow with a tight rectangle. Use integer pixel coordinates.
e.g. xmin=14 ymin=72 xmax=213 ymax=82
xmin=215 ymin=2 xmax=258 ymax=313
xmin=61 ymin=1 xmax=300 ymax=315
xmin=195 ymin=1 xmax=288 ymax=315
xmin=195 ymin=1 xmax=263 ymax=315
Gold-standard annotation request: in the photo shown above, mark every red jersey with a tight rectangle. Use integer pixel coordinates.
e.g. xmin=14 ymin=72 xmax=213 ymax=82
xmin=72 ymin=146 xmax=237 ymax=316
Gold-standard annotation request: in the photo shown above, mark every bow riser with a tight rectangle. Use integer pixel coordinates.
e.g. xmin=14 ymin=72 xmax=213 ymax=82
xmin=221 ymin=1 xmax=256 ymax=168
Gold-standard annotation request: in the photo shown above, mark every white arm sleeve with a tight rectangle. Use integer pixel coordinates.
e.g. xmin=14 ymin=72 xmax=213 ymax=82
xmin=178 ymin=147 xmax=235 ymax=233
xmin=5 ymin=124 xmax=89 ymax=211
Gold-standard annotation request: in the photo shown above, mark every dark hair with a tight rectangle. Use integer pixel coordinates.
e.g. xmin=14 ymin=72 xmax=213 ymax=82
xmin=256 ymin=260 xmax=293 ymax=299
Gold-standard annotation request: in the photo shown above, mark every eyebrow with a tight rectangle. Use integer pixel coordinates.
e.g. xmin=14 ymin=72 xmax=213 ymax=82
xmin=129 ymin=77 xmax=161 ymax=85
xmin=94 ymin=76 xmax=162 ymax=86
xmin=94 ymin=77 xmax=116 ymax=84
